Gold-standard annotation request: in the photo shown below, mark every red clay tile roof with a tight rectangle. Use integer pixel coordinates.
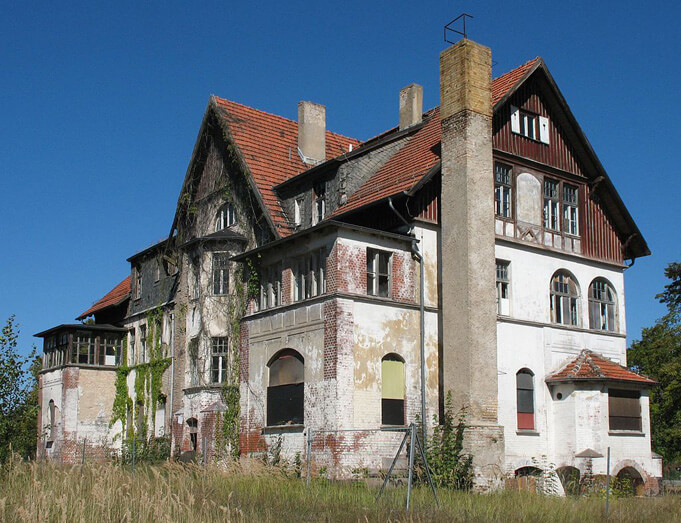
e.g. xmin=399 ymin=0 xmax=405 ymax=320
xmin=76 ymin=277 xmax=131 ymax=320
xmin=546 ymin=350 xmax=656 ymax=385
xmin=212 ymin=97 xmax=361 ymax=236
xmin=330 ymin=59 xmax=543 ymax=218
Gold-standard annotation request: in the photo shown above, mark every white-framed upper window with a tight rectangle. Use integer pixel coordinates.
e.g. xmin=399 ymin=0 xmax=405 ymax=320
xmin=134 ymin=266 xmax=142 ymax=300
xmin=544 ymin=179 xmax=560 ymax=231
xmin=494 ymin=163 xmax=512 ymax=218
xmin=563 ymin=184 xmax=579 ymax=236
xmin=215 ymin=203 xmax=236 ymax=231
xmin=367 ymin=249 xmax=391 ymax=298
xmin=589 ymin=278 xmax=617 ymax=332
xmin=496 ymin=260 xmax=510 ymax=316
xmin=211 ymin=337 xmax=229 ymax=384
xmin=550 ymin=270 xmax=580 ymax=326
xmin=312 ymin=182 xmax=326 ymax=225
xmin=511 ymin=105 xmax=549 ymax=144
xmin=293 ymin=250 xmax=326 ymax=302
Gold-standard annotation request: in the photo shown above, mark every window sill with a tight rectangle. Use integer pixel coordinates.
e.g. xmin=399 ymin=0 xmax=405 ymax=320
xmin=381 ymin=424 xmax=408 ymax=431
xmin=608 ymin=430 xmax=645 ymax=437
xmin=262 ymin=424 xmax=305 ymax=435
xmin=516 ymin=430 xmax=540 ymax=436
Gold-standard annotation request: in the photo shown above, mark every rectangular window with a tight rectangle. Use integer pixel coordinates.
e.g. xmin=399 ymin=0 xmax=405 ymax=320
xmin=294 ymin=198 xmax=303 ymax=226
xmin=496 ymin=260 xmax=510 ymax=316
xmin=312 ymin=182 xmax=326 ymax=225
xmin=494 ymin=163 xmax=512 ymax=218
xmin=211 ymin=337 xmax=229 ymax=384
xmin=563 ymin=184 xmax=579 ymax=235
xmin=56 ymin=333 xmax=68 ymax=367
xmin=99 ymin=336 xmax=121 ymax=366
xmin=292 ymin=250 xmax=326 ymax=302
xmin=260 ymin=263 xmax=282 ymax=310
xmin=192 ymin=261 xmax=200 ymax=300
xmin=609 ymin=389 xmax=642 ymax=431
xmin=72 ymin=332 xmax=94 ymax=365
xmin=212 ymin=253 xmax=229 ymax=295
xmin=134 ymin=267 xmax=142 ymax=299
xmin=367 ymin=249 xmax=391 ymax=297
xmin=129 ymin=330 xmax=136 ymax=365
xmin=519 ymin=110 xmax=538 ymax=140
xmin=140 ymin=325 xmax=147 ymax=363
xmin=543 ymin=179 xmax=560 ymax=231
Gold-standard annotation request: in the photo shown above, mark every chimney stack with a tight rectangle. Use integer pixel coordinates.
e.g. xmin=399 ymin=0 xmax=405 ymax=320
xmin=399 ymin=83 xmax=423 ymax=130
xmin=439 ymin=39 xmax=504 ymax=488
xmin=298 ymin=101 xmax=326 ymax=165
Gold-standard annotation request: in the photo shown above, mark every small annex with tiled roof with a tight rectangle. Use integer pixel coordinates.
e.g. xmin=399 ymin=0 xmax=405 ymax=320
xmin=76 ymin=276 xmax=130 ymax=322
xmin=546 ymin=350 xmax=656 ymax=386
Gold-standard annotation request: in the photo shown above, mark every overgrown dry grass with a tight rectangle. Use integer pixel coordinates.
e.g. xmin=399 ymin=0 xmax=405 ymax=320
xmin=0 ymin=459 xmax=678 ymax=522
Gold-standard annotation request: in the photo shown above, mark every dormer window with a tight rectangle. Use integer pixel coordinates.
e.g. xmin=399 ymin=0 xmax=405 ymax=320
xmin=510 ymin=105 xmax=549 ymax=144
xmin=215 ymin=203 xmax=236 ymax=231
xmin=294 ymin=198 xmax=303 ymax=227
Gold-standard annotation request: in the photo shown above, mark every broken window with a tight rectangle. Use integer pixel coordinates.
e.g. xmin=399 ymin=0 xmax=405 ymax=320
xmin=381 ymin=354 xmax=405 ymax=426
xmin=312 ymin=182 xmax=326 ymax=225
xmin=367 ymin=249 xmax=391 ymax=297
xmin=496 ymin=260 xmax=510 ymax=316
xmin=294 ymin=198 xmax=303 ymax=227
xmin=140 ymin=325 xmax=147 ymax=363
xmin=211 ymin=337 xmax=229 ymax=384
xmin=267 ymin=349 xmax=304 ymax=426
xmin=550 ymin=270 xmax=580 ymax=326
xmin=494 ymin=163 xmax=512 ymax=218
xmin=563 ymin=184 xmax=579 ymax=235
xmin=187 ymin=417 xmax=198 ymax=451
xmin=72 ymin=332 xmax=94 ymax=365
xmin=99 ymin=335 xmax=121 ymax=366
xmin=516 ymin=369 xmax=535 ymax=430
xmin=129 ymin=329 xmax=136 ymax=365
xmin=48 ymin=399 xmax=56 ymax=442
xmin=215 ymin=203 xmax=236 ymax=231
xmin=292 ymin=250 xmax=326 ymax=303
xmin=589 ymin=278 xmax=617 ymax=332
xmin=212 ymin=253 xmax=229 ymax=295
xmin=608 ymin=389 xmax=642 ymax=431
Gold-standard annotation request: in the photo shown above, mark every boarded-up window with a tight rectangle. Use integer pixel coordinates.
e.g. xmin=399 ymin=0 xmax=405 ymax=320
xmin=516 ymin=369 xmax=535 ymax=430
xmin=608 ymin=389 xmax=641 ymax=431
xmin=267 ymin=350 xmax=304 ymax=426
xmin=382 ymin=354 xmax=405 ymax=425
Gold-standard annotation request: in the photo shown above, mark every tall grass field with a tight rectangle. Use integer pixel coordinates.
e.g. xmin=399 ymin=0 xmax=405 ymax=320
xmin=0 ymin=459 xmax=678 ymax=522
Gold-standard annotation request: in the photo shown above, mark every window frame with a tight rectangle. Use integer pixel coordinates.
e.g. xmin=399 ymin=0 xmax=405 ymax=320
xmin=550 ymin=270 xmax=580 ymax=326
xmin=494 ymin=162 xmax=513 ymax=219
xmin=267 ymin=349 xmax=304 ymax=426
xmin=589 ymin=278 xmax=617 ymax=332
xmin=381 ymin=353 xmax=406 ymax=426
xmin=608 ymin=389 xmax=642 ymax=432
xmin=212 ymin=252 xmax=230 ymax=296
xmin=367 ymin=249 xmax=391 ymax=298
xmin=312 ymin=182 xmax=326 ymax=226
xmin=519 ymin=110 xmax=538 ymax=141
xmin=215 ymin=203 xmax=236 ymax=232
xmin=543 ymin=179 xmax=560 ymax=231
xmin=516 ymin=369 xmax=535 ymax=431
xmin=210 ymin=337 xmax=229 ymax=384
xmin=134 ymin=266 xmax=142 ymax=300
xmin=496 ymin=260 xmax=510 ymax=316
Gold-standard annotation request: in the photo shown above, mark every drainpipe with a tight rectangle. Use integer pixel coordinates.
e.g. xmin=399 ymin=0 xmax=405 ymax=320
xmin=169 ymin=313 xmax=175 ymax=443
xmin=388 ymin=197 xmax=426 ymax=444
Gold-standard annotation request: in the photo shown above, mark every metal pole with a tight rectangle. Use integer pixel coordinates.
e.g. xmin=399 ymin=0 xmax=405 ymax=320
xmin=418 ymin=240 xmax=426 ymax=444
xmin=605 ymin=446 xmax=611 ymax=517
xmin=377 ymin=429 xmax=410 ymax=501
xmin=414 ymin=429 xmax=439 ymax=506
xmin=406 ymin=424 xmax=416 ymax=511
xmin=306 ymin=429 xmax=312 ymax=489
xmin=81 ymin=438 xmax=86 ymax=465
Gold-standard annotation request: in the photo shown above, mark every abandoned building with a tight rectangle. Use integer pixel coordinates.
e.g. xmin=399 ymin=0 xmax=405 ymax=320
xmin=35 ymin=37 xmax=661 ymax=493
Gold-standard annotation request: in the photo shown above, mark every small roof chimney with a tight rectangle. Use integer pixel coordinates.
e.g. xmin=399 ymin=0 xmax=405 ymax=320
xmin=298 ymin=101 xmax=326 ymax=165
xmin=399 ymin=83 xmax=423 ymax=130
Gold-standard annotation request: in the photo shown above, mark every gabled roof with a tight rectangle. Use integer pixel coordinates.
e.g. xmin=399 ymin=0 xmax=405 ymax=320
xmin=546 ymin=350 xmax=655 ymax=386
xmin=212 ymin=97 xmax=361 ymax=237
xmin=76 ymin=277 xmax=130 ymax=321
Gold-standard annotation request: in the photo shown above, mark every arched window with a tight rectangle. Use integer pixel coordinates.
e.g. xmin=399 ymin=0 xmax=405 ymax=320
xmin=516 ymin=369 xmax=535 ymax=430
xmin=186 ymin=417 xmax=198 ymax=451
xmin=215 ymin=203 xmax=236 ymax=231
xmin=48 ymin=399 xmax=56 ymax=441
xmin=381 ymin=354 xmax=405 ymax=426
xmin=550 ymin=270 xmax=580 ymax=326
xmin=588 ymin=278 xmax=617 ymax=331
xmin=267 ymin=350 xmax=304 ymax=426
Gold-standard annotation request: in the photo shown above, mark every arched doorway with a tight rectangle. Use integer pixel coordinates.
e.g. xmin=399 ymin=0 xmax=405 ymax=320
xmin=616 ymin=466 xmax=644 ymax=497
xmin=557 ymin=466 xmax=581 ymax=496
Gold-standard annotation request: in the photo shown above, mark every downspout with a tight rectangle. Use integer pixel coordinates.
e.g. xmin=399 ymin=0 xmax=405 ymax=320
xmin=388 ymin=197 xmax=426 ymax=444
xmin=169 ymin=312 xmax=175 ymax=444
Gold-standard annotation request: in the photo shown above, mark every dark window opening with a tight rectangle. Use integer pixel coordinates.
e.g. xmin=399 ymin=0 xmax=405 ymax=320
xmin=382 ymin=354 xmax=405 ymax=425
xmin=609 ymin=389 xmax=642 ymax=431
xmin=367 ymin=249 xmax=391 ymax=298
xmin=516 ymin=369 xmax=535 ymax=430
xmin=267 ymin=350 xmax=304 ymax=426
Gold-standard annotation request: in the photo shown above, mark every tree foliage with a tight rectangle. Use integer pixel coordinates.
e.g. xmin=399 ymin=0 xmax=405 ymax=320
xmin=0 ymin=315 xmax=40 ymax=462
xmin=628 ymin=262 xmax=681 ymax=463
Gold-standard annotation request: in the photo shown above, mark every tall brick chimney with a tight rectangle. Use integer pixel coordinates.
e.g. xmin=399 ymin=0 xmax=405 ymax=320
xmin=399 ymin=83 xmax=423 ymax=130
xmin=439 ymin=39 xmax=504 ymax=488
xmin=298 ymin=101 xmax=326 ymax=165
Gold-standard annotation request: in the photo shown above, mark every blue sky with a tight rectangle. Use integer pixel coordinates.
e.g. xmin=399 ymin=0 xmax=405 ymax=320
xmin=1 ymin=1 xmax=678 ymax=356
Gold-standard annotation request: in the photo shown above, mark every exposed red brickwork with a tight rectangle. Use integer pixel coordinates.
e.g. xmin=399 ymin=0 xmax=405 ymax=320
xmin=391 ymin=251 xmax=416 ymax=303
xmin=325 ymin=242 xmax=338 ymax=294
xmin=240 ymin=322 xmax=250 ymax=382
xmin=547 ymin=350 xmax=656 ymax=384
xmin=239 ymin=407 xmax=266 ymax=455
xmin=336 ymin=242 xmax=366 ymax=295
xmin=281 ymin=266 xmax=293 ymax=305
xmin=323 ymin=301 xmax=338 ymax=380
xmin=63 ymin=367 xmax=79 ymax=390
